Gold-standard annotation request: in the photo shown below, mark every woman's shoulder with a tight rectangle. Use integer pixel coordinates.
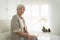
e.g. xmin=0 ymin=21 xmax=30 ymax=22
xmin=11 ymin=15 xmax=19 ymax=21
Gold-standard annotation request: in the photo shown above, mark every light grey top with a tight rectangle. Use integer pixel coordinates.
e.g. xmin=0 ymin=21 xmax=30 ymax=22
xmin=11 ymin=14 xmax=25 ymax=40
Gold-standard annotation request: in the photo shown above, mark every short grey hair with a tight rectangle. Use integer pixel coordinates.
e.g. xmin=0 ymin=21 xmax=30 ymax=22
xmin=17 ymin=4 xmax=25 ymax=10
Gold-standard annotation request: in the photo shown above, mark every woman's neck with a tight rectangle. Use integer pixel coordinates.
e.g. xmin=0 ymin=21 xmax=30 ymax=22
xmin=17 ymin=14 xmax=22 ymax=19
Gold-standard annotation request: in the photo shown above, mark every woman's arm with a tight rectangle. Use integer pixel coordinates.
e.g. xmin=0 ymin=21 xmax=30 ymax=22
xmin=16 ymin=31 xmax=28 ymax=38
xmin=24 ymin=26 xmax=29 ymax=34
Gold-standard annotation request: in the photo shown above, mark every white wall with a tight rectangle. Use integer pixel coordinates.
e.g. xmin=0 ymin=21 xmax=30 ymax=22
xmin=48 ymin=0 xmax=60 ymax=35
xmin=0 ymin=0 xmax=17 ymax=20
xmin=0 ymin=0 xmax=7 ymax=19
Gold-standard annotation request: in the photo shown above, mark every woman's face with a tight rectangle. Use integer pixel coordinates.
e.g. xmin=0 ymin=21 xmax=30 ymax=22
xmin=17 ymin=7 xmax=25 ymax=16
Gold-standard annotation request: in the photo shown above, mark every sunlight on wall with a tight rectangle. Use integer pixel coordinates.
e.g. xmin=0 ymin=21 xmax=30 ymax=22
xmin=40 ymin=4 xmax=50 ymax=29
xmin=23 ymin=4 xmax=49 ymax=35
xmin=23 ymin=4 xmax=41 ymax=35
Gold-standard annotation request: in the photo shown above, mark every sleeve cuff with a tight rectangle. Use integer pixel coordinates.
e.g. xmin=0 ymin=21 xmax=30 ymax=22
xmin=13 ymin=29 xmax=21 ymax=32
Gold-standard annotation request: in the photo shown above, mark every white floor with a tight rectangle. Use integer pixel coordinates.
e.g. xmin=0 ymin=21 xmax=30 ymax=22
xmin=37 ymin=33 xmax=60 ymax=40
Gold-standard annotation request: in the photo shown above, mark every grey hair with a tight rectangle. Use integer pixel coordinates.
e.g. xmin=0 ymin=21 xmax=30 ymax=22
xmin=17 ymin=4 xmax=25 ymax=10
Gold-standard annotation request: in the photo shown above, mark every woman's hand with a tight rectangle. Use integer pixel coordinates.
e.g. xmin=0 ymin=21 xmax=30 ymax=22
xmin=27 ymin=35 xmax=31 ymax=40
xmin=27 ymin=35 xmax=36 ymax=40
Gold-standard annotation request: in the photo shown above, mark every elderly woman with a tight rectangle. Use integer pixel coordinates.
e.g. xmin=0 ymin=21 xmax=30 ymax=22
xmin=11 ymin=4 xmax=38 ymax=40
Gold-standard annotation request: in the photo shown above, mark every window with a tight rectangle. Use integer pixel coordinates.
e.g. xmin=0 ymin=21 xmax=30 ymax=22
xmin=22 ymin=4 xmax=49 ymax=35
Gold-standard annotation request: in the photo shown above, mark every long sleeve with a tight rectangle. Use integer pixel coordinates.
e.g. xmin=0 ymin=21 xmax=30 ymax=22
xmin=11 ymin=15 xmax=21 ymax=33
